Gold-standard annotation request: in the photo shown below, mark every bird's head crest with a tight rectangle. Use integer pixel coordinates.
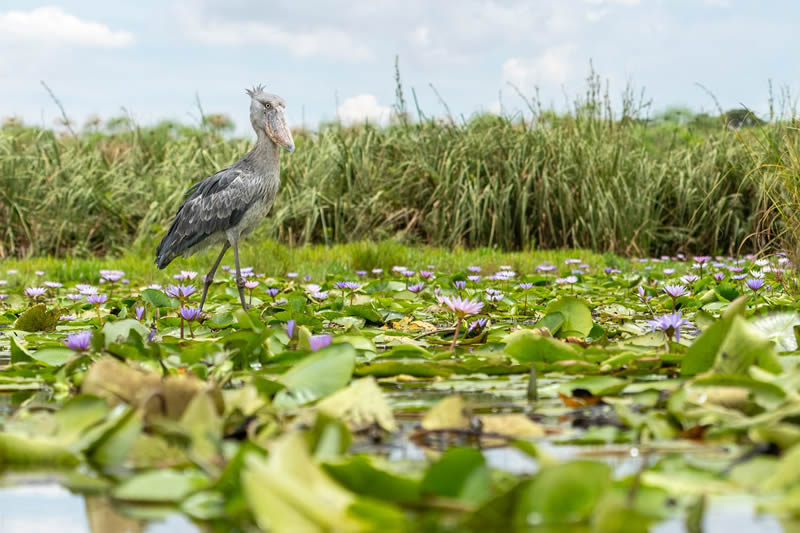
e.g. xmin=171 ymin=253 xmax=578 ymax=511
xmin=245 ymin=84 xmax=266 ymax=98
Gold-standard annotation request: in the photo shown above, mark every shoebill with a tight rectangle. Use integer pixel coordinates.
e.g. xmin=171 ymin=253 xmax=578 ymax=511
xmin=155 ymin=85 xmax=294 ymax=310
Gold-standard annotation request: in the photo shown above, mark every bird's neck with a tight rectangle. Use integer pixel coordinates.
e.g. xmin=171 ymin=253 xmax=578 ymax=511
xmin=250 ymin=129 xmax=281 ymax=175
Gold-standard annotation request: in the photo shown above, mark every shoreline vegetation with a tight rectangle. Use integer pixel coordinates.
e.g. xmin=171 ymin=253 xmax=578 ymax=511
xmin=2 ymin=71 xmax=798 ymax=260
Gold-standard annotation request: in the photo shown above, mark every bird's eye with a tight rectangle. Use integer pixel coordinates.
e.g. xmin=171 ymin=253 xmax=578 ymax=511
xmin=265 ymin=103 xmax=272 ymax=110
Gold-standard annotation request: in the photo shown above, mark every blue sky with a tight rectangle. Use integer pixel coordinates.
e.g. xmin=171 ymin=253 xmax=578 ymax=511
xmin=1 ymin=1 xmax=798 ymax=136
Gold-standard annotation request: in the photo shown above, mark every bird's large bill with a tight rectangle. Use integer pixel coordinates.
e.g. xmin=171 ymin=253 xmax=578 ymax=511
xmin=266 ymin=112 xmax=295 ymax=153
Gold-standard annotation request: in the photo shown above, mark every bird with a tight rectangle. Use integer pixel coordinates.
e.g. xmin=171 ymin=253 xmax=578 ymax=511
xmin=155 ymin=85 xmax=294 ymax=311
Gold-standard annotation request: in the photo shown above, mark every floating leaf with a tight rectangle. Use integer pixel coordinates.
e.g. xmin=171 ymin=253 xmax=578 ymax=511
xmin=274 ymin=343 xmax=356 ymax=407
xmin=545 ymin=297 xmax=594 ymax=338
xmin=420 ymin=448 xmax=491 ymax=505
xmin=113 ymin=469 xmax=209 ymax=502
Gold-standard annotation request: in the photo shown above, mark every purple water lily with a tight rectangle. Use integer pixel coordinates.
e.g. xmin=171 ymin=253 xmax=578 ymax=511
xmin=309 ymin=334 xmax=333 ymax=352
xmin=746 ymin=278 xmax=764 ymax=291
xmin=647 ymin=311 xmax=690 ymax=343
xmin=663 ymin=284 xmax=688 ymax=299
xmin=87 ymin=294 xmax=107 ymax=305
xmin=180 ymin=307 xmax=201 ymax=321
xmin=443 ymin=296 xmax=484 ymax=318
xmin=285 ymin=319 xmax=296 ymax=339
xmin=24 ymin=287 xmax=46 ymax=300
xmin=63 ymin=331 xmax=92 ymax=352
xmin=408 ymin=282 xmax=425 ymax=294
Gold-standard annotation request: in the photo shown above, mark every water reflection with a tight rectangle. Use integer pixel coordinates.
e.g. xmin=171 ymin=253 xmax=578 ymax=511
xmin=0 ymin=484 xmax=200 ymax=533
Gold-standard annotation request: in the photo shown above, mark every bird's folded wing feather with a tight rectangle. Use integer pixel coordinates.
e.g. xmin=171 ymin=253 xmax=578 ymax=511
xmin=157 ymin=168 xmax=253 ymax=258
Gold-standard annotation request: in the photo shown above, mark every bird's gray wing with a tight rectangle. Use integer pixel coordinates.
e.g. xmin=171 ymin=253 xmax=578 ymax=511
xmin=155 ymin=167 xmax=254 ymax=268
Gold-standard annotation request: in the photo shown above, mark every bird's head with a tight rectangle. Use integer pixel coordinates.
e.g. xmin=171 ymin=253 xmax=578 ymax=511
xmin=246 ymin=85 xmax=294 ymax=153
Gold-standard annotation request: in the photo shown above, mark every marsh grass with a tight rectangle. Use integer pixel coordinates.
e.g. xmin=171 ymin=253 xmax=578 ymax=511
xmin=737 ymin=114 xmax=800 ymax=262
xmin=0 ymin=75 xmax=784 ymax=258
xmin=0 ymin=239 xmax=607 ymax=285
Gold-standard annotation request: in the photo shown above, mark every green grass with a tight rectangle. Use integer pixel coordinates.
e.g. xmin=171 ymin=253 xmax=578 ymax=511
xmin=0 ymin=238 xmax=610 ymax=285
xmin=0 ymin=75 xmax=789 ymax=259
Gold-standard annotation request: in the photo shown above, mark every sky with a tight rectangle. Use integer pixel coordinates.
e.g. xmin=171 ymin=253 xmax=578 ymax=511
xmin=1 ymin=0 xmax=799 ymax=136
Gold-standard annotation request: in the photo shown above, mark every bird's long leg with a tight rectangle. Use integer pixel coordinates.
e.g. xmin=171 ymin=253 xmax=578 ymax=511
xmin=232 ymin=240 xmax=248 ymax=311
xmin=199 ymin=243 xmax=230 ymax=311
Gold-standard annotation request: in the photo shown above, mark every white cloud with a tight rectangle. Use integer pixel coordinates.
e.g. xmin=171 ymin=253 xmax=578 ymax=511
xmin=337 ymin=94 xmax=391 ymax=125
xmin=0 ymin=7 xmax=134 ymax=47
xmin=488 ymin=100 xmax=503 ymax=114
xmin=180 ymin=11 xmax=372 ymax=61
xmin=584 ymin=0 xmax=640 ymax=5
xmin=503 ymin=45 xmax=576 ymax=89
xmin=411 ymin=26 xmax=431 ymax=46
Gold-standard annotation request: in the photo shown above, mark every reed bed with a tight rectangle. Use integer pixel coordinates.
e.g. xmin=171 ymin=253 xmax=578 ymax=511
xmin=0 ymin=94 xmax=786 ymax=259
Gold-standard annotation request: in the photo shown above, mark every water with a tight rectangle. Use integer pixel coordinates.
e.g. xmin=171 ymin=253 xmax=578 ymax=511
xmin=0 ymin=484 xmax=200 ymax=533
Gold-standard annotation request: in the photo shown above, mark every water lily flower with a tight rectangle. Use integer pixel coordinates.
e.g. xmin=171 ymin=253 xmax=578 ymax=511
xmin=443 ymin=296 xmax=484 ymax=318
xmin=408 ymin=282 xmax=425 ymax=293
xmin=245 ymin=280 xmax=259 ymax=290
xmin=355 ymin=270 xmax=368 ymax=277
xmin=648 ymin=311 xmax=690 ymax=343
xmin=59 ymin=314 xmax=76 ymax=321
xmin=518 ymin=282 xmax=534 ymax=290
xmin=0 ymin=294 xmax=7 ymax=300
xmin=713 ymin=272 xmax=725 ymax=282
xmin=165 ymin=284 xmax=196 ymax=299
xmin=420 ymin=270 xmax=435 ymax=279
xmin=637 ymin=286 xmax=652 ymax=304
xmin=401 ymin=269 xmax=415 ymax=278
xmin=87 ymin=294 xmax=107 ymax=305
xmin=101 ymin=270 xmax=124 ymax=282
xmin=24 ymin=287 xmax=46 ymax=300
xmin=35 ymin=270 xmax=45 ymax=276
xmin=135 ymin=306 xmax=145 ymax=321
xmin=148 ymin=284 xmax=163 ymax=290
xmin=443 ymin=296 xmax=484 ymax=350
xmin=44 ymin=281 xmax=62 ymax=289
xmin=180 ymin=307 xmax=201 ymax=321
xmin=565 ymin=258 xmax=582 ymax=265
xmin=467 ymin=266 xmax=481 ymax=273
xmin=63 ymin=331 xmax=92 ymax=352
xmin=309 ymin=334 xmax=333 ymax=351
xmin=454 ymin=280 xmax=466 ymax=291
xmin=285 ymin=319 xmax=296 ymax=339
xmin=486 ymin=292 xmax=504 ymax=303
xmin=536 ymin=264 xmax=557 ymax=272
xmin=287 ymin=272 xmax=298 ymax=279
xmin=663 ymin=284 xmax=688 ymax=299
xmin=663 ymin=268 xmax=675 ymax=275
xmin=468 ymin=318 xmax=488 ymax=335
xmin=310 ymin=290 xmax=328 ymax=300
xmin=66 ymin=293 xmax=83 ymax=301
xmin=372 ymin=268 xmax=383 ymax=275
xmin=746 ymin=278 xmax=764 ymax=291
xmin=680 ymin=274 xmax=699 ymax=284
xmin=334 ymin=281 xmax=360 ymax=291
xmin=467 ymin=275 xmax=481 ymax=283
